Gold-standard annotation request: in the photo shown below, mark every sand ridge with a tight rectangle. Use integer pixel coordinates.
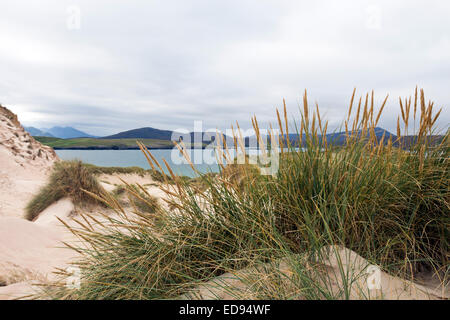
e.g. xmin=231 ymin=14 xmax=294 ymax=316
xmin=0 ymin=105 xmax=58 ymax=218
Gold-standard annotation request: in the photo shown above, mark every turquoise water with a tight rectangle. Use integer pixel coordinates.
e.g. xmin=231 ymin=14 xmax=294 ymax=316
xmin=55 ymin=149 xmax=221 ymax=177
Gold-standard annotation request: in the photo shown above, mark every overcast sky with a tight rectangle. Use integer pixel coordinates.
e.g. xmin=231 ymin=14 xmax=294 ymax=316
xmin=0 ymin=0 xmax=448 ymax=136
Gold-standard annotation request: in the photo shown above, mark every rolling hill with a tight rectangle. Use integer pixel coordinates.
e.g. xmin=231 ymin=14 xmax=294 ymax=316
xmin=101 ymin=127 xmax=226 ymax=145
xmin=101 ymin=127 xmax=173 ymax=140
xmin=34 ymin=137 xmax=175 ymax=150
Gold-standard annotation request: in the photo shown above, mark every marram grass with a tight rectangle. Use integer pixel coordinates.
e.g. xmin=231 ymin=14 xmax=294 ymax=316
xmin=25 ymin=160 xmax=107 ymax=221
xmin=43 ymin=88 xmax=449 ymax=300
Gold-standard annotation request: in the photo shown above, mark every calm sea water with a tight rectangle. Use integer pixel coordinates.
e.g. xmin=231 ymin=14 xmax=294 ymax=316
xmin=55 ymin=149 xmax=221 ymax=177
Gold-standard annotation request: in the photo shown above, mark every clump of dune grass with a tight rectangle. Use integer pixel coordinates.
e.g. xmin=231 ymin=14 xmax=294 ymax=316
xmin=84 ymin=163 xmax=168 ymax=181
xmin=109 ymin=183 xmax=160 ymax=214
xmin=149 ymin=169 xmax=168 ymax=183
xmin=111 ymin=185 xmax=126 ymax=196
xmin=127 ymin=184 xmax=160 ymax=214
xmin=25 ymin=160 xmax=107 ymax=221
xmin=46 ymin=88 xmax=448 ymax=300
xmin=83 ymin=164 xmax=149 ymax=176
xmin=83 ymin=163 xmax=172 ymax=184
xmin=221 ymin=161 xmax=262 ymax=191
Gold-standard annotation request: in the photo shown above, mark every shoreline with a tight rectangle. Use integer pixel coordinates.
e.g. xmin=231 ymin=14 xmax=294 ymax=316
xmin=52 ymin=146 xmax=173 ymax=150
xmin=52 ymin=146 xmax=211 ymax=150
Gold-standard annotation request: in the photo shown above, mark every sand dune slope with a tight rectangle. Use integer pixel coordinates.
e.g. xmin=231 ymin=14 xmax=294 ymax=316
xmin=0 ymin=105 xmax=58 ymax=218
xmin=0 ymin=105 xmax=73 ymax=299
xmin=0 ymin=217 xmax=78 ymax=298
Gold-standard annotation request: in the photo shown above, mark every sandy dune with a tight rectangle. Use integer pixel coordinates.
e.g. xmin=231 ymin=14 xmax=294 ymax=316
xmin=0 ymin=217 xmax=76 ymax=282
xmin=0 ymin=105 xmax=72 ymax=298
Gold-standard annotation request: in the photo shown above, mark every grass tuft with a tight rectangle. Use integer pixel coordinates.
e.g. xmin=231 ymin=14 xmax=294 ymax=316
xmin=25 ymin=160 xmax=106 ymax=221
xmin=127 ymin=184 xmax=160 ymax=214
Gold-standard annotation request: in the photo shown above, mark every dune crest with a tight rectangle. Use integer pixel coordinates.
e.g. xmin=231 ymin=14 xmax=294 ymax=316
xmin=0 ymin=105 xmax=57 ymax=167
xmin=0 ymin=105 xmax=58 ymax=218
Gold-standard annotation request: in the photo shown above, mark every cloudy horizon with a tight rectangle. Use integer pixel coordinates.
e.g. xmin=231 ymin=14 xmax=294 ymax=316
xmin=0 ymin=0 xmax=448 ymax=136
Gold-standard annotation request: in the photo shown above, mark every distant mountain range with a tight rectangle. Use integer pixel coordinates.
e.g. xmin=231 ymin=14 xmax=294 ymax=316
xmin=25 ymin=126 xmax=54 ymax=137
xmin=28 ymin=125 xmax=445 ymax=149
xmin=25 ymin=126 xmax=95 ymax=139
xmin=283 ymin=127 xmax=397 ymax=146
xmin=240 ymin=127 xmax=397 ymax=147
xmin=100 ymin=126 xmax=403 ymax=147
xmin=27 ymin=124 xmax=398 ymax=143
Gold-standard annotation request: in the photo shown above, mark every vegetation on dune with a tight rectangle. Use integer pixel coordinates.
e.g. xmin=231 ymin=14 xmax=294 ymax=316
xmin=221 ymin=161 xmax=262 ymax=191
xmin=126 ymin=184 xmax=161 ymax=214
xmin=111 ymin=185 xmax=127 ymax=197
xmin=83 ymin=164 xmax=149 ymax=176
xmin=25 ymin=161 xmax=107 ymax=221
xmin=109 ymin=183 xmax=160 ymax=215
xmin=83 ymin=163 xmax=170 ymax=183
xmin=45 ymin=88 xmax=449 ymax=300
xmin=25 ymin=160 xmax=169 ymax=221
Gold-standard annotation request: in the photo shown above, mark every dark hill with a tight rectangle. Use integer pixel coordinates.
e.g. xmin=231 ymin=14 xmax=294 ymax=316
xmin=101 ymin=127 xmax=174 ymax=140
xmin=102 ymin=127 xmax=231 ymax=145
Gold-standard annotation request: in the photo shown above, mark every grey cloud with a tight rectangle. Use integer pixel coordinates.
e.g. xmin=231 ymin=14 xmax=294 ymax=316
xmin=0 ymin=0 xmax=448 ymax=137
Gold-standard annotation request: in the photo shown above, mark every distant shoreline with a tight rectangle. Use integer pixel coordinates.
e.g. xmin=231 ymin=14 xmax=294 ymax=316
xmin=52 ymin=146 xmax=173 ymax=150
xmin=53 ymin=146 xmax=211 ymax=150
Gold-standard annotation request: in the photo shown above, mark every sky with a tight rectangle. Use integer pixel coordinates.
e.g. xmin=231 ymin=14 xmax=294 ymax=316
xmin=0 ymin=0 xmax=448 ymax=136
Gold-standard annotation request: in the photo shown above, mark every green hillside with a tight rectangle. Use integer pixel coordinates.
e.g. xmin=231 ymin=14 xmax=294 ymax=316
xmin=34 ymin=136 xmax=175 ymax=149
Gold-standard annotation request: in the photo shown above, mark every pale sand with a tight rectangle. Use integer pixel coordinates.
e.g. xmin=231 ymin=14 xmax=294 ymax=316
xmin=34 ymin=198 xmax=75 ymax=227
xmin=0 ymin=147 xmax=52 ymax=218
xmin=0 ymin=282 xmax=39 ymax=300
xmin=0 ymin=218 xmax=77 ymax=294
